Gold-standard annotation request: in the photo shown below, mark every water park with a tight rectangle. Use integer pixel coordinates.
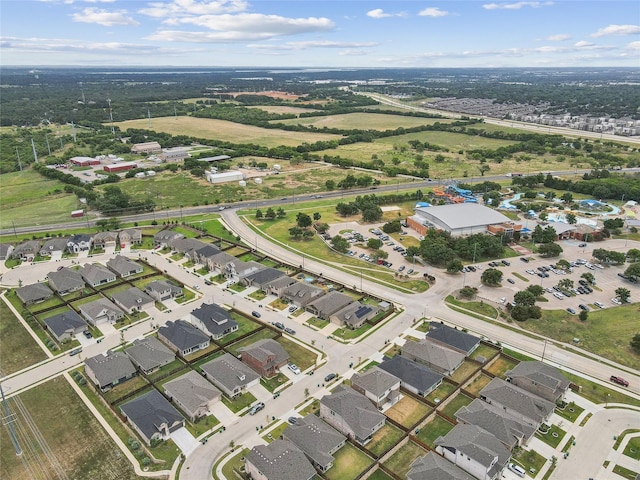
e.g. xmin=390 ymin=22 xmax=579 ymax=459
xmin=431 ymin=185 xmax=478 ymax=204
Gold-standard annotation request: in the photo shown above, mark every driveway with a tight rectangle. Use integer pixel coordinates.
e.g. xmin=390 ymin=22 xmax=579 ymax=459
xmin=209 ymin=403 xmax=237 ymax=426
xmin=170 ymin=426 xmax=199 ymax=455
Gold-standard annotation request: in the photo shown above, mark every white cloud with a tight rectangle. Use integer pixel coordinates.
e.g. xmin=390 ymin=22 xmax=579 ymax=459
xmin=338 ymin=49 xmax=368 ymax=56
xmin=574 ymin=40 xmax=593 ymax=48
xmin=366 ymin=9 xmax=405 ymax=19
xmin=483 ymin=2 xmax=553 ymax=10
xmin=535 ymin=45 xmax=567 ymax=53
xmin=590 ymin=24 xmax=640 ymax=37
xmin=418 ymin=7 xmax=450 ymax=17
xmin=71 ymin=7 xmax=139 ymax=26
xmin=39 ymin=0 xmax=116 ymax=4
xmin=545 ymin=33 xmax=570 ymax=41
xmin=247 ymin=40 xmax=377 ymax=51
xmin=0 ymin=36 xmax=185 ymax=55
xmin=627 ymin=41 xmax=640 ymax=50
xmin=139 ymin=0 xmax=248 ymax=18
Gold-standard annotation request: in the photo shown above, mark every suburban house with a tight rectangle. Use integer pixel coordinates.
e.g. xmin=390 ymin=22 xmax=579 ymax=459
xmin=435 ymin=424 xmax=511 ymax=480
xmin=124 ymin=337 xmax=175 ymax=374
xmin=112 ymin=287 xmax=154 ymax=314
xmin=306 ymin=291 xmax=354 ymax=320
xmin=280 ymin=282 xmax=325 ymax=308
xmin=153 ymin=230 xmax=184 ymax=248
xmin=80 ymin=298 xmax=125 ymax=325
xmin=188 ymin=303 xmax=238 ymax=340
xmin=119 ymin=228 xmax=142 ymax=246
xmin=206 ymin=251 xmax=237 ymax=274
xmin=225 ymin=259 xmax=263 ymax=282
xmin=85 ymin=351 xmax=137 ymax=391
xmin=319 ymin=385 xmax=386 ymax=445
xmin=194 ymin=244 xmax=221 ymax=265
xmin=92 ymin=231 xmax=118 ymax=249
xmin=163 ymin=371 xmax=221 ymax=422
xmin=0 ymin=243 xmax=15 ymax=260
xmin=158 ymin=320 xmax=210 ymax=357
xmin=378 ymin=356 xmax=444 ymax=397
xmin=455 ymin=399 xmax=536 ymax=449
xmin=480 ymin=377 xmax=556 ymax=427
xmin=241 ymin=268 xmax=288 ymax=289
xmin=120 ymin=390 xmax=185 ymax=446
xmin=47 ymin=268 xmax=85 ymax=295
xmin=171 ymin=238 xmax=210 ymax=261
xmin=79 ymin=263 xmax=117 ymax=287
xmin=237 ymin=339 xmax=289 ymax=379
xmin=282 ymin=414 xmax=346 ymax=473
xmin=424 ymin=323 xmax=481 ymax=356
xmin=67 ymin=234 xmax=93 ymax=253
xmin=350 ymin=367 xmax=401 ymax=409
xmin=16 ymin=283 xmax=53 ymax=305
xmin=106 ymin=255 xmax=143 ymax=278
xmin=200 ymin=353 xmax=260 ymax=398
xmin=402 ymin=339 xmax=466 ymax=376
xmin=331 ymin=302 xmax=380 ymax=329
xmin=145 ymin=280 xmax=183 ymax=302
xmin=245 ymin=440 xmax=316 ymax=480
xmin=43 ymin=311 xmax=87 ymax=342
xmin=11 ymin=240 xmax=41 ymax=260
xmin=262 ymin=275 xmax=297 ymax=297
xmin=39 ymin=237 xmax=69 ymax=257
xmin=505 ymin=361 xmax=571 ymax=403
xmin=408 ymin=452 xmax=476 ymax=480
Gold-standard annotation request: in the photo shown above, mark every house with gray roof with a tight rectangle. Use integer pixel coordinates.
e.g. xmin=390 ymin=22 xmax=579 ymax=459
xmin=425 ymin=323 xmax=480 ymax=356
xmin=402 ymin=339 xmax=466 ymax=376
xmin=306 ymin=290 xmax=354 ymax=320
xmin=225 ymin=259 xmax=263 ymax=282
xmin=480 ymin=377 xmax=556 ymax=427
xmin=319 ymin=385 xmax=386 ymax=445
xmin=200 ymin=353 xmax=260 ymax=398
xmin=120 ymin=390 xmax=185 ymax=446
xmin=80 ymin=297 xmax=125 ymax=325
xmin=158 ymin=320 xmax=210 ymax=357
xmin=435 ymin=424 xmax=511 ymax=480
xmin=331 ymin=301 xmax=379 ymax=329
xmin=43 ymin=310 xmax=87 ymax=342
xmin=93 ymin=231 xmax=118 ymax=249
xmin=16 ymin=283 xmax=53 ymax=305
xmin=195 ymin=244 xmax=221 ymax=265
xmin=350 ymin=367 xmax=400 ymax=409
xmin=408 ymin=452 xmax=476 ymax=480
xmin=505 ymin=361 xmax=570 ymax=403
xmin=85 ymin=351 xmax=136 ymax=391
xmin=112 ymin=287 xmax=154 ymax=314
xmin=11 ymin=240 xmax=41 ymax=260
xmin=262 ymin=275 xmax=297 ymax=297
xmin=119 ymin=228 xmax=142 ymax=246
xmin=163 ymin=371 xmax=221 ymax=422
xmin=280 ymin=282 xmax=325 ymax=307
xmin=124 ymin=337 xmax=174 ymax=374
xmin=241 ymin=267 xmax=287 ymax=289
xmin=0 ymin=243 xmax=14 ymax=260
xmin=106 ymin=255 xmax=143 ymax=278
xmin=282 ymin=414 xmax=346 ymax=473
xmin=206 ymin=251 xmax=237 ymax=274
xmin=378 ymin=356 xmax=443 ymax=397
xmin=48 ymin=268 xmax=85 ymax=295
xmin=145 ymin=280 xmax=183 ymax=302
xmin=171 ymin=238 xmax=210 ymax=261
xmin=67 ymin=234 xmax=93 ymax=253
xmin=79 ymin=263 xmax=117 ymax=287
xmin=39 ymin=237 xmax=69 ymax=257
xmin=238 ymin=339 xmax=289 ymax=379
xmin=455 ymin=399 xmax=536 ymax=449
xmin=188 ymin=303 xmax=238 ymax=340
xmin=245 ymin=440 xmax=316 ymax=480
xmin=153 ymin=230 xmax=184 ymax=248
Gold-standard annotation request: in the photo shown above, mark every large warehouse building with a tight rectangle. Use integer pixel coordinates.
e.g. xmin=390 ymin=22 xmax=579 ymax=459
xmin=408 ymin=203 xmax=522 ymax=237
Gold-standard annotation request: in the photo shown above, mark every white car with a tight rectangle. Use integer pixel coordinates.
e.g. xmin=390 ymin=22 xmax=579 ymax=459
xmin=508 ymin=463 xmax=526 ymax=478
xmin=612 ymin=297 xmax=622 ymax=305
xmin=288 ymin=363 xmax=301 ymax=375
xmin=594 ymin=301 xmax=606 ymax=309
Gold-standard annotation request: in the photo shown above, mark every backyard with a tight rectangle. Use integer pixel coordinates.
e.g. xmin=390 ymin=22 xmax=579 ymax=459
xmin=439 ymin=393 xmax=474 ymax=419
xmin=325 ymin=443 xmax=374 ymax=480
xmin=415 ymin=415 xmax=455 ymax=447
xmin=366 ymin=424 xmax=404 ymax=457
xmin=382 ymin=441 xmax=428 ymax=478
xmin=384 ymin=396 xmax=431 ymax=429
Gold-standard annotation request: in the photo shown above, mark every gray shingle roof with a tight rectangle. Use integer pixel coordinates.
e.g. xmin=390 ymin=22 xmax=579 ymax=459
xmin=85 ymin=351 xmax=136 ymax=388
xmin=40 ymin=237 xmax=69 ymax=254
xmin=505 ymin=361 xmax=570 ymax=396
xmin=154 ymin=230 xmax=184 ymax=244
xmin=112 ymin=287 xmax=154 ymax=311
xmin=238 ymin=339 xmax=289 ymax=367
xmin=425 ymin=323 xmax=480 ymax=354
xmin=145 ymin=280 xmax=182 ymax=298
xmin=190 ymin=303 xmax=238 ymax=336
xmin=93 ymin=231 xmax=118 ymax=243
xmin=408 ymin=452 xmax=476 ymax=480
xmin=163 ymin=371 xmax=221 ymax=416
xmin=201 ymin=353 xmax=260 ymax=392
xmin=378 ymin=356 xmax=443 ymax=394
xmin=80 ymin=297 xmax=125 ymax=322
xmin=159 ymin=320 xmax=209 ymax=352
xmin=320 ymin=386 xmax=385 ymax=441
xmin=244 ymin=267 xmax=287 ymax=286
xmin=283 ymin=415 xmax=346 ymax=469
xmin=402 ymin=339 xmax=465 ymax=373
xmin=124 ymin=337 xmax=174 ymax=372
xmin=282 ymin=282 xmax=324 ymax=302
xmin=106 ymin=255 xmax=142 ymax=276
xmin=43 ymin=310 xmax=87 ymax=338
xmin=333 ymin=302 xmax=379 ymax=327
xmin=120 ymin=390 xmax=184 ymax=441
xmin=47 ymin=268 xmax=84 ymax=293
xmin=480 ymin=377 xmax=556 ymax=424
xmin=171 ymin=238 xmax=209 ymax=253
xmin=16 ymin=283 xmax=53 ymax=303
xmin=246 ymin=439 xmax=316 ymax=480
xmin=307 ymin=291 xmax=353 ymax=317
xmin=351 ymin=367 xmax=399 ymax=398
xmin=80 ymin=263 xmax=116 ymax=285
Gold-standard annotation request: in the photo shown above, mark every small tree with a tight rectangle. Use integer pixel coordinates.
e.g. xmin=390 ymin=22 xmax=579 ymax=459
xmin=255 ymin=209 xmax=263 ymax=220
xmin=367 ymin=238 xmax=383 ymax=250
xmin=579 ymin=310 xmax=588 ymax=322
xmin=581 ymin=272 xmax=595 ymax=285
xmin=630 ymin=333 xmax=640 ymax=354
xmin=481 ymin=268 xmax=503 ymax=286
xmin=566 ymin=213 xmax=577 ymax=225
xmin=330 ymin=235 xmax=350 ymax=253
xmin=296 ymin=212 xmax=312 ymax=228
xmin=526 ymin=284 xmax=544 ymax=298
xmin=615 ymin=287 xmax=631 ymax=303
xmin=538 ymin=242 xmax=563 ymax=257
xmin=313 ymin=212 xmax=321 ymax=221
xmin=446 ymin=259 xmax=463 ymax=273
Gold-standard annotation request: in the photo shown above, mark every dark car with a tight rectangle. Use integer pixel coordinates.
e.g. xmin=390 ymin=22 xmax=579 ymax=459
xmin=251 ymin=311 xmax=261 ymax=318
xmin=288 ymin=417 xmax=298 ymax=425
xmin=579 ymin=279 xmax=588 ymax=286
xmin=273 ymin=322 xmax=285 ymax=330
xmin=520 ymin=257 xmax=529 ymax=263
xmin=468 ymin=266 xmax=476 ymax=272
xmin=501 ymin=260 xmax=511 ymax=266
xmin=578 ymin=304 xmax=589 ymax=311
xmin=284 ymin=327 xmax=296 ymax=335
xmin=324 ymin=373 xmax=337 ymax=382
xmin=584 ymin=286 xmax=593 ymax=293
xmin=83 ymin=330 xmax=92 ymax=339
xmin=579 ymin=243 xmax=587 ymax=247
xmin=566 ymin=308 xmax=576 ymax=314
xmin=507 ymin=278 xmax=515 ymax=284
xmin=610 ymin=375 xmax=629 ymax=387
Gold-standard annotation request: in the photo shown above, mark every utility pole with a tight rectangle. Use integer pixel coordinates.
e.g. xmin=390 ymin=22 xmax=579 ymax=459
xmin=0 ymin=383 xmax=22 ymax=456
xmin=31 ymin=138 xmax=38 ymax=163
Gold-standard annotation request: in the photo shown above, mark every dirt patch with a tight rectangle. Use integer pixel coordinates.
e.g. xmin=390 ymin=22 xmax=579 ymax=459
xmin=225 ymin=91 xmax=303 ymax=100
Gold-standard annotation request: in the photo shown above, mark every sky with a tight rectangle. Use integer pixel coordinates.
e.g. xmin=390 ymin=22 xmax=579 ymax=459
xmin=1 ymin=0 xmax=639 ymax=67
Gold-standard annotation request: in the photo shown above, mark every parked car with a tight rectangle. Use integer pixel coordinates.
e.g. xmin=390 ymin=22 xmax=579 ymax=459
xmin=251 ymin=311 xmax=261 ymax=318
xmin=249 ymin=402 xmax=265 ymax=415
xmin=324 ymin=373 xmax=337 ymax=382
xmin=507 ymin=278 xmax=515 ymax=284
xmin=273 ymin=322 xmax=285 ymax=330
xmin=578 ymin=304 xmax=589 ymax=311
xmin=566 ymin=308 xmax=576 ymax=314
xmin=501 ymin=260 xmax=511 ymax=266
xmin=83 ymin=330 xmax=92 ymax=339
xmin=508 ymin=463 xmax=526 ymax=478
xmin=578 ymin=243 xmax=587 ymax=248
xmin=610 ymin=375 xmax=629 ymax=387
xmin=468 ymin=266 xmax=476 ymax=272
xmin=398 ymin=265 xmax=405 ymax=272
xmin=612 ymin=297 xmax=622 ymax=305
xmin=284 ymin=327 xmax=296 ymax=335
xmin=594 ymin=301 xmax=605 ymax=309
xmin=520 ymin=257 xmax=529 ymax=263
xmin=288 ymin=417 xmax=298 ymax=425
xmin=288 ymin=363 xmax=301 ymax=375
xmin=407 ymin=268 xmax=414 ymax=274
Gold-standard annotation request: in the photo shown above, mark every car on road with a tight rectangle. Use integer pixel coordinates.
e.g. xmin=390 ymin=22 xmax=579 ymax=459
xmin=507 ymin=278 xmax=515 ymax=284
xmin=508 ymin=463 xmax=526 ymax=478
xmin=566 ymin=308 xmax=576 ymax=314
xmin=251 ymin=311 xmax=261 ymax=318
xmin=284 ymin=327 xmax=296 ymax=335
xmin=610 ymin=375 xmax=629 ymax=387
xmin=288 ymin=363 xmax=301 ymax=375
xmin=578 ymin=243 xmax=587 ymax=248
xmin=273 ymin=322 xmax=285 ymax=330
xmin=249 ymin=402 xmax=265 ymax=415
xmin=288 ymin=306 xmax=298 ymax=312
xmin=324 ymin=373 xmax=337 ymax=382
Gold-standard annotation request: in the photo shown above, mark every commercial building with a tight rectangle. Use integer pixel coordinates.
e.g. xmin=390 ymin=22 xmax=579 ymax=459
xmin=205 ymin=170 xmax=244 ymax=184
xmin=103 ymin=162 xmax=138 ymax=173
xmin=408 ymin=204 xmax=521 ymax=237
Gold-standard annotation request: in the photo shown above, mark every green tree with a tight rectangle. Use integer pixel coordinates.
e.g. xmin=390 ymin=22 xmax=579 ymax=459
xmin=371 ymin=249 xmax=388 ymax=260
xmin=579 ymin=310 xmax=588 ymax=321
xmin=615 ymin=287 xmax=631 ymax=303
xmin=624 ymin=262 xmax=640 ymax=279
xmin=382 ymin=219 xmax=402 ymax=234
xmin=330 ymin=235 xmax=350 ymax=253
xmin=446 ymin=259 xmax=463 ymax=273
xmin=538 ymin=211 xmax=548 ymax=222
xmin=481 ymin=268 xmax=503 ymax=286
xmin=361 ymin=206 xmax=383 ymax=223
xmin=630 ymin=333 xmax=640 ymax=354
xmin=276 ymin=207 xmax=286 ymax=218
xmin=526 ymin=284 xmax=544 ymax=298
xmin=313 ymin=212 xmax=321 ymax=222
xmin=538 ymin=242 xmax=563 ymax=257
xmin=626 ymin=249 xmax=640 ymax=263
xmin=325 ymin=179 xmax=336 ymax=190
xmin=296 ymin=212 xmax=312 ymax=228
xmin=514 ymin=290 xmax=536 ymax=307
xmin=265 ymin=207 xmax=276 ymax=220
xmin=302 ymin=229 xmax=314 ymax=240
xmin=580 ymin=272 xmax=595 ymax=284
xmin=255 ymin=209 xmax=263 ymax=220
xmin=315 ymin=222 xmax=329 ymax=233
xmin=560 ymin=192 xmax=573 ymax=203
xmin=556 ymin=259 xmax=570 ymax=271
xmin=288 ymin=226 xmax=303 ymax=239
xmin=367 ymin=238 xmax=383 ymax=250
xmin=558 ymin=278 xmax=574 ymax=291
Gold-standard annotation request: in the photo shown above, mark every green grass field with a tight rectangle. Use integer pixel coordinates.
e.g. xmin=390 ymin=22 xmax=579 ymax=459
xmin=415 ymin=415 xmax=455 ymax=447
xmin=326 ymin=443 xmax=373 ymax=480
xmin=0 ymin=301 xmax=48 ymax=374
xmin=366 ymin=424 xmax=404 ymax=457
xmin=383 ymin=441 xmax=427 ymax=478
xmin=274 ymin=112 xmax=456 ymax=130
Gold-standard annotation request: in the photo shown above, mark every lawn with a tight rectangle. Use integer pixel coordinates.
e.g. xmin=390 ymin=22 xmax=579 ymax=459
xmin=367 ymin=469 xmax=394 ymax=480
xmin=518 ymin=306 xmax=640 ymax=370
xmin=276 ymin=112 xmax=452 ymax=130
xmin=0 ymin=377 xmax=138 ymax=480
xmin=366 ymin=424 xmax=404 ymax=457
xmin=440 ymin=393 xmax=474 ymax=419
xmin=262 ymin=422 xmax=289 ymax=444
xmin=472 ymin=343 xmax=501 ymax=361
xmin=613 ymin=465 xmax=639 ymax=480
xmin=464 ymin=373 xmax=493 ymax=397
xmin=562 ymin=372 xmax=640 ymax=408
xmin=305 ymin=316 xmax=330 ymax=330
xmin=146 ymin=358 xmax=188 ymax=382
xmin=260 ymin=373 xmax=289 ymax=393
xmin=511 ymin=447 xmax=546 ymax=478
xmin=446 ymin=295 xmax=498 ymax=319
xmin=450 ymin=360 xmax=481 ymax=384
xmin=485 ymin=355 xmax=520 ymax=378
xmin=415 ymin=415 xmax=455 ymax=447
xmin=325 ymin=443 xmax=373 ymax=480
xmin=104 ymin=376 xmax=151 ymax=404
xmin=276 ymin=336 xmax=317 ymax=370
xmin=623 ymin=436 xmax=640 ymax=461
xmin=217 ymin=314 xmax=262 ymax=344
xmin=384 ymin=396 xmax=431 ymax=429
xmin=217 ymin=448 xmax=248 ymax=480
xmin=425 ymin=382 xmax=457 ymax=405
xmin=555 ymin=402 xmax=584 ymax=423
xmin=535 ymin=424 xmax=566 ymax=449
xmin=382 ymin=440 xmax=427 ymax=478
xmin=299 ymin=399 xmax=319 ymax=416
xmin=0 ymin=302 xmax=48 ymax=374
xmin=247 ymin=289 xmax=266 ymax=301
xmin=222 ymin=392 xmax=257 ymax=413
xmin=333 ymin=323 xmax=373 ymax=341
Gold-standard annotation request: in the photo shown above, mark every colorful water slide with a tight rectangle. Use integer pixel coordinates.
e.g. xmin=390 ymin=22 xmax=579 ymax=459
xmin=449 ymin=185 xmax=478 ymax=203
